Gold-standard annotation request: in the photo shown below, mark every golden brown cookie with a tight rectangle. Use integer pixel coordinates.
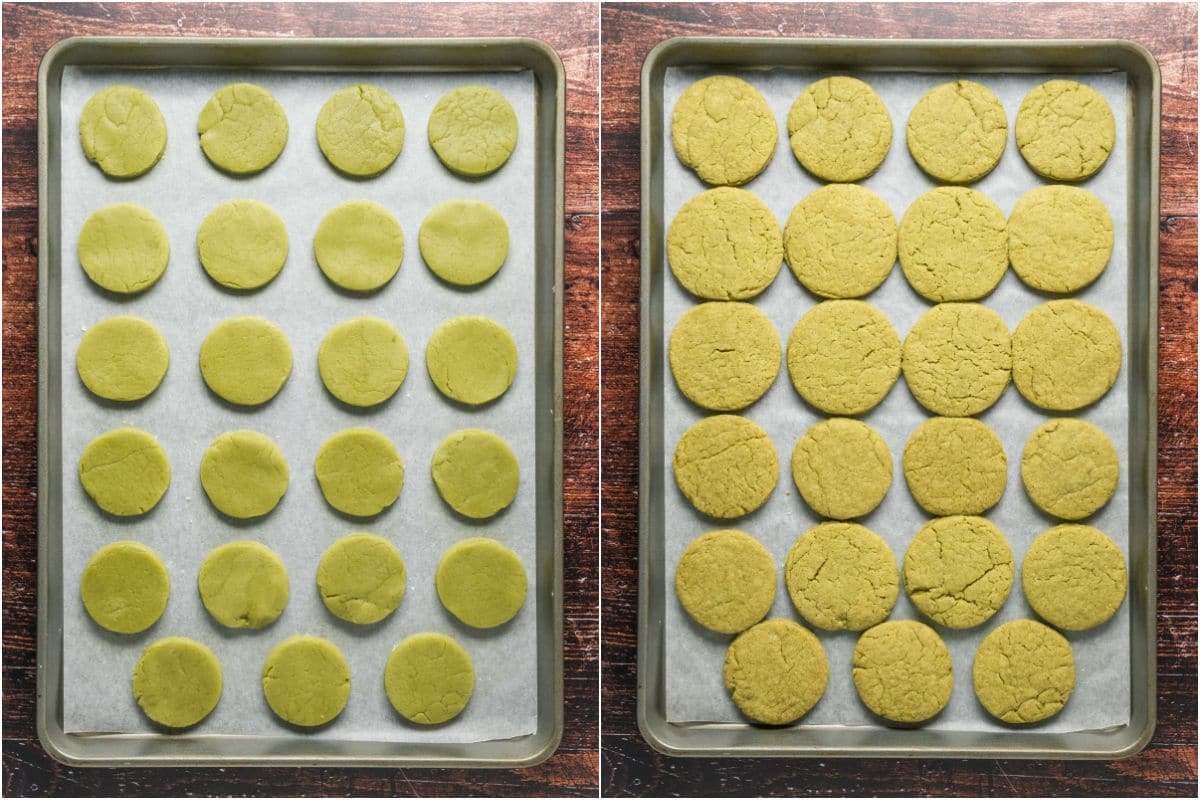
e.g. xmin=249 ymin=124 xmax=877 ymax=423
xmin=902 ymin=303 xmax=1011 ymax=417
xmin=672 ymin=76 xmax=777 ymax=186
xmin=903 ymin=417 xmax=1007 ymax=516
xmin=974 ymin=619 xmax=1074 ymax=723
xmin=674 ymin=529 xmax=776 ymax=634
xmin=673 ymin=415 xmax=778 ymax=519
xmin=669 ymin=302 xmax=780 ymax=411
xmin=723 ymin=618 xmax=828 ymax=725
xmin=791 ymin=418 xmax=893 ymax=520
xmin=785 ymin=522 xmax=898 ymax=631
xmin=1011 ymin=300 xmax=1121 ymax=411
xmin=1022 ymin=524 xmax=1127 ymax=631
xmin=667 ymin=188 xmax=783 ymax=300
xmin=783 ymin=184 xmax=897 ymax=299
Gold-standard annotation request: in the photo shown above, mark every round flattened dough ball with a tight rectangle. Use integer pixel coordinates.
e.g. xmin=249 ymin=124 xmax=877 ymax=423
xmin=199 ymin=317 xmax=292 ymax=406
xmin=853 ymin=620 xmax=953 ymax=724
xmin=262 ymin=635 xmax=350 ymax=727
xmin=974 ymin=619 xmax=1074 ymax=723
xmin=79 ymin=85 xmax=166 ymax=178
xmin=78 ymin=204 xmax=169 ymax=294
xmin=197 ymin=199 xmax=289 ymax=290
xmin=902 ymin=303 xmax=1012 ymax=417
xmin=791 ymin=418 xmax=892 ymax=520
xmin=907 ymin=80 xmax=1007 ymax=184
xmin=903 ymin=417 xmax=1007 ymax=516
xmin=674 ymin=529 xmax=776 ymax=634
xmin=1022 ymin=418 xmax=1119 ymax=520
xmin=784 ymin=184 xmax=897 ymax=299
xmin=903 ymin=515 xmax=1014 ymax=629
xmin=1016 ymin=79 xmax=1115 ymax=181
xmin=724 ymin=619 xmax=828 ymax=725
xmin=787 ymin=76 xmax=892 ymax=182
xmin=1008 ymin=186 xmax=1114 ymax=293
xmin=669 ymin=302 xmax=780 ymax=412
xmin=316 ymin=84 xmax=405 ymax=176
xmin=200 ymin=430 xmax=289 ymax=519
xmin=431 ymin=429 xmax=519 ymax=519
xmin=671 ymin=76 xmax=776 ymax=186
xmin=385 ymin=633 xmax=474 ymax=725
xmin=1011 ymin=300 xmax=1121 ymax=411
xmin=425 ymin=316 xmax=517 ymax=406
xmin=673 ymin=415 xmax=778 ymax=519
xmin=132 ymin=637 xmax=222 ymax=728
xmin=1022 ymin=524 xmax=1127 ymax=631
xmin=436 ymin=537 xmax=528 ymax=628
xmin=314 ymin=200 xmax=404 ymax=292
xmin=428 ymin=85 xmax=517 ymax=177
xmin=667 ymin=187 xmax=783 ymax=300
xmin=76 ymin=316 xmax=169 ymax=402
xmin=198 ymin=541 xmax=289 ymax=629
xmin=314 ymin=428 xmax=404 ymax=517
xmin=419 ymin=199 xmax=508 ymax=286
xmin=80 ymin=541 xmax=169 ymax=634
xmin=785 ymin=522 xmax=899 ymax=631
xmin=197 ymin=83 xmax=288 ymax=174
xmin=317 ymin=533 xmax=406 ymax=625
xmin=899 ymin=187 xmax=1008 ymax=302
xmin=79 ymin=428 xmax=170 ymax=516
xmin=318 ymin=317 xmax=409 ymax=407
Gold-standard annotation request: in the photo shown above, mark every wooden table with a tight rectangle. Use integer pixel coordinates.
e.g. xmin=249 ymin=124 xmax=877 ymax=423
xmin=600 ymin=3 xmax=1197 ymax=796
xmin=1 ymin=3 xmax=598 ymax=795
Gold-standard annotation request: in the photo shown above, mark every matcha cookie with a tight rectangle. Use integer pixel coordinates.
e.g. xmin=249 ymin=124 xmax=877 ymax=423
xmin=431 ymin=429 xmax=519 ymax=519
xmin=200 ymin=430 xmax=288 ymax=519
xmin=787 ymin=76 xmax=892 ymax=182
xmin=899 ymin=187 xmax=1008 ymax=302
xmin=669 ymin=302 xmax=780 ymax=411
xmin=419 ymin=199 xmax=508 ymax=286
xmin=907 ymin=80 xmax=1007 ymax=184
xmin=317 ymin=533 xmax=406 ymax=624
xmin=76 ymin=315 xmax=169 ymax=402
xmin=425 ymin=316 xmax=517 ymax=406
xmin=903 ymin=417 xmax=1007 ymax=516
xmin=436 ymin=537 xmax=527 ymax=628
xmin=314 ymin=428 xmax=404 ymax=517
xmin=903 ymin=515 xmax=1014 ymax=629
xmin=428 ymin=86 xmax=518 ymax=177
xmin=196 ymin=199 xmax=289 ymax=290
xmin=1022 ymin=418 xmax=1119 ymax=520
xmin=852 ymin=620 xmax=953 ymax=724
xmin=79 ymin=428 xmax=170 ymax=516
xmin=673 ymin=415 xmax=778 ymax=519
xmin=1011 ymin=300 xmax=1121 ymax=411
xmin=666 ymin=187 xmax=783 ymax=300
xmin=1016 ymin=80 xmax=1115 ymax=181
xmin=786 ymin=300 xmax=901 ymax=416
xmin=197 ymin=83 xmax=288 ymax=174
xmin=198 ymin=541 xmax=288 ymax=629
xmin=77 ymin=203 xmax=169 ymax=294
xmin=974 ymin=619 xmax=1074 ymax=723
xmin=80 ymin=541 xmax=169 ymax=634
xmin=674 ymin=529 xmax=776 ymax=634
xmin=262 ymin=635 xmax=350 ymax=727
xmin=791 ymin=418 xmax=893 ymax=520
xmin=199 ymin=317 xmax=292 ymax=406
xmin=318 ymin=317 xmax=409 ymax=407
xmin=784 ymin=184 xmax=897 ymax=298
xmin=1008 ymin=186 xmax=1113 ymax=293
xmin=314 ymin=200 xmax=404 ymax=292
xmin=79 ymin=85 xmax=166 ymax=178
xmin=385 ymin=633 xmax=474 ymax=724
xmin=723 ymin=618 xmax=828 ymax=725
xmin=132 ymin=637 xmax=221 ymax=728
xmin=902 ymin=303 xmax=1012 ymax=417
xmin=785 ymin=522 xmax=899 ymax=631
xmin=316 ymin=84 xmax=404 ymax=177
xmin=671 ymin=76 xmax=776 ymax=186
xmin=1022 ymin=524 xmax=1127 ymax=630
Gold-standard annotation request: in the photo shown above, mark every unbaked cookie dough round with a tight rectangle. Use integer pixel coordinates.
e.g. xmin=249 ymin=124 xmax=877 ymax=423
xmin=76 ymin=315 xmax=169 ymax=402
xmin=724 ymin=618 xmax=828 ymax=725
xmin=673 ymin=415 xmax=778 ymax=519
xmin=197 ymin=199 xmax=289 ymax=290
xmin=1022 ymin=418 xmax=1118 ymax=520
xmin=314 ymin=428 xmax=404 ymax=517
xmin=198 ymin=541 xmax=289 ymax=629
xmin=262 ymin=635 xmax=350 ymax=728
xmin=899 ymin=187 xmax=1008 ymax=302
xmin=425 ymin=316 xmax=517 ymax=406
xmin=431 ymin=429 xmax=519 ymax=519
xmin=667 ymin=187 xmax=783 ymax=300
xmin=786 ymin=300 xmax=901 ymax=416
xmin=316 ymin=84 xmax=405 ymax=177
xmin=385 ymin=633 xmax=474 ymax=725
xmin=200 ymin=430 xmax=289 ymax=519
xmin=199 ymin=316 xmax=292 ymax=406
xmin=81 ymin=541 xmax=169 ymax=634
xmin=78 ymin=204 xmax=169 ymax=294
xmin=79 ymin=85 xmax=166 ymax=178
xmin=852 ymin=620 xmax=953 ymax=724
xmin=903 ymin=515 xmax=1014 ymax=629
xmin=784 ymin=184 xmax=897 ymax=299
xmin=903 ymin=417 xmax=1007 ymax=516
xmin=419 ymin=199 xmax=508 ymax=286
xmin=314 ymin=200 xmax=404 ymax=292
xmin=902 ymin=303 xmax=1012 ymax=417
xmin=1008 ymin=186 xmax=1113 ymax=294
xmin=791 ymin=418 xmax=892 ymax=520
xmin=197 ymin=83 xmax=288 ymax=174
xmin=785 ymin=522 xmax=899 ymax=631
xmin=132 ymin=637 xmax=222 ymax=728
xmin=318 ymin=317 xmax=409 ymax=407
xmin=1011 ymin=300 xmax=1121 ymax=411
xmin=672 ymin=75 xmax=776 ymax=185
xmin=79 ymin=428 xmax=170 ymax=516
xmin=787 ymin=76 xmax=892 ymax=182
xmin=436 ymin=537 xmax=527 ymax=628
xmin=1016 ymin=79 xmax=1115 ymax=181
xmin=669 ymin=302 xmax=780 ymax=411
xmin=317 ymin=533 xmax=406 ymax=625
xmin=674 ymin=529 xmax=776 ymax=634
xmin=974 ymin=619 xmax=1074 ymax=723
xmin=428 ymin=85 xmax=518 ymax=177
xmin=907 ymin=80 xmax=1007 ymax=184
xmin=1022 ymin=524 xmax=1127 ymax=631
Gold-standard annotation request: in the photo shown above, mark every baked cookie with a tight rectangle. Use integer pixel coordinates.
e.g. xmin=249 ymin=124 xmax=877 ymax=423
xmin=669 ymin=302 xmax=780 ymax=411
xmin=132 ymin=637 xmax=222 ymax=728
xmin=671 ymin=76 xmax=776 ymax=186
xmin=723 ymin=618 xmax=828 ymax=725
xmin=419 ymin=199 xmax=508 ymax=286
xmin=902 ymin=303 xmax=1012 ymax=416
xmin=262 ymin=635 xmax=350 ymax=727
xmin=385 ymin=633 xmax=474 ymax=724
xmin=786 ymin=300 xmax=901 ymax=415
xmin=785 ymin=522 xmax=898 ymax=631
xmin=674 ymin=529 xmax=776 ymax=634
xmin=1022 ymin=418 xmax=1118 ymax=520
xmin=1011 ymin=300 xmax=1121 ymax=411
xmin=76 ymin=316 xmax=168 ymax=402
xmin=428 ymin=86 xmax=518 ymax=177
xmin=903 ymin=417 xmax=1007 ymax=516
xmin=196 ymin=199 xmax=289 ymax=290
xmin=425 ymin=316 xmax=517 ymax=406
xmin=903 ymin=515 xmax=1014 ymax=629
xmin=673 ymin=415 xmax=778 ymax=519
xmin=1022 ymin=524 xmax=1127 ymax=630
xmin=79 ymin=85 xmax=166 ymax=178
xmin=852 ymin=620 xmax=953 ymax=724
xmin=787 ymin=76 xmax=891 ymax=182
xmin=898 ymin=187 xmax=1008 ymax=302
xmin=197 ymin=83 xmax=288 ymax=174
xmin=80 ymin=541 xmax=169 ymax=634
xmin=199 ymin=317 xmax=292 ymax=406
xmin=79 ymin=428 xmax=169 ymax=516
xmin=78 ymin=204 xmax=169 ymax=294
xmin=791 ymin=418 xmax=893 ymax=520
xmin=1008 ymin=186 xmax=1113 ymax=293
xmin=783 ymin=184 xmax=897 ymax=298
xmin=436 ymin=537 xmax=527 ymax=628
xmin=318 ymin=317 xmax=409 ymax=407
xmin=314 ymin=428 xmax=404 ymax=517
xmin=198 ymin=541 xmax=289 ymax=629
xmin=907 ymin=80 xmax=1007 ymax=184
xmin=974 ymin=619 xmax=1074 ymax=723
xmin=431 ymin=429 xmax=519 ymax=519
xmin=667 ymin=187 xmax=783 ymax=300
xmin=314 ymin=200 xmax=404 ymax=292
xmin=199 ymin=430 xmax=289 ymax=519
xmin=317 ymin=533 xmax=406 ymax=624
xmin=316 ymin=84 xmax=404 ymax=177
xmin=1016 ymin=80 xmax=1115 ymax=181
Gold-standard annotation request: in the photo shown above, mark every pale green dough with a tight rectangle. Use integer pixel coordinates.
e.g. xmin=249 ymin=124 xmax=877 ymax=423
xmin=431 ymin=429 xmax=519 ymax=519
xmin=81 ymin=541 xmax=169 ymax=634
xmin=79 ymin=428 xmax=170 ymax=516
xmin=428 ymin=86 xmax=518 ymax=177
xmin=199 ymin=317 xmax=292 ymax=406
xmin=436 ymin=537 xmax=527 ymax=628
xmin=198 ymin=541 xmax=289 ymax=629
xmin=262 ymin=635 xmax=350 ymax=727
xmin=318 ymin=317 xmax=409 ymax=407
xmin=78 ymin=204 xmax=169 ymax=294
xmin=314 ymin=428 xmax=404 ymax=517
xmin=425 ymin=316 xmax=517 ymax=406
xmin=197 ymin=200 xmax=289 ymax=290
xmin=197 ymin=83 xmax=288 ymax=174
xmin=76 ymin=315 xmax=169 ymax=401
xmin=317 ymin=533 xmax=406 ymax=624
xmin=385 ymin=633 xmax=474 ymax=725
xmin=317 ymin=84 xmax=405 ymax=177
xmin=314 ymin=200 xmax=404 ymax=291
xmin=200 ymin=430 xmax=289 ymax=519
xmin=79 ymin=85 xmax=166 ymax=178
xmin=132 ymin=637 xmax=222 ymax=728
xmin=419 ymin=199 xmax=509 ymax=285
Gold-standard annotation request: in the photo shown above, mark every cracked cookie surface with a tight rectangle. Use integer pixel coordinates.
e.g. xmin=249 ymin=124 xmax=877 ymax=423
xmin=80 ymin=541 xmax=169 ymax=633
xmin=200 ymin=430 xmax=289 ymax=519
xmin=1008 ymin=185 xmax=1113 ymax=293
xmin=318 ymin=317 xmax=409 ymax=407
xmin=667 ymin=187 xmax=783 ymax=300
xmin=314 ymin=200 xmax=404 ymax=292
xmin=786 ymin=300 xmax=901 ymax=415
xmin=669 ymin=301 xmax=780 ymax=411
xmin=902 ymin=302 xmax=1011 ymax=417
xmin=385 ymin=632 xmax=474 ymax=724
xmin=1011 ymin=300 xmax=1121 ymax=411
xmin=79 ymin=427 xmax=170 ymax=516
xmin=428 ymin=86 xmax=518 ymax=177
xmin=197 ymin=199 xmax=289 ymax=290
xmin=1022 ymin=524 xmax=1127 ymax=630
xmin=673 ymin=415 xmax=778 ymax=519
xmin=784 ymin=184 xmax=897 ymax=298
xmin=785 ymin=522 xmax=898 ymax=631
xmin=906 ymin=80 xmax=1007 ymax=184
xmin=1022 ymin=418 xmax=1118 ymax=520
xmin=672 ymin=76 xmax=777 ymax=186
xmin=425 ymin=316 xmax=517 ymax=406
xmin=317 ymin=533 xmax=406 ymax=624
xmin=898 ymin=187 xmax=1008 ymax=302
xmin=852 ymin=620 xmax=952 ymax=724
xmin=197 ymin=82 xmax=288 ymax=174
xmin=974 ymin=619 xmax=1074 ymax=723
xmin=1016 ymin=79 xmax=1115 ymax=181
xmin=903 ymin=417 xmax=1007 ymax=516
xmin=78 ymin=203 xmax=170 ymax=294
xmin=791 ymin=418 xmax=893 ymax=520
xmin=79 ymin=85 xmax=166 ymax=178
xmin=787 ymin=76 xmax=891 ymax=182
xmin=316 ymin=84 xmax=405 ymax=176
xmin=314 ymin=428 xmax=404 ymax=518
xmin=419 ymin=199 xmax=509 ymax=286
xmin=431 ymin=429 xmax=519 ymax=519
xmin=723 ymin=618 xmax=828 ymax=725
xmin=262 ymin=635 xmax=350 ymax=727
xmin=133 ymin=637 xmax=222 ymax=728
xmin=76 ymin=315 xmax=169 ymax=402
xmin=903 ymin=515 xmax=1014 ymax=629
xmin=674 ymin=529 xmax=776 ymax=634
xmin=199 ymin=316 xmax=292 ymax=406
xmin=436 ymin=537 xmax=527 ymax=628
xmin=198 ymin=541 xmax=289 ymax=629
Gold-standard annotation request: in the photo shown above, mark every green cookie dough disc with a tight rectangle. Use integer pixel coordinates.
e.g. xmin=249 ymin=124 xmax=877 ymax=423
xmin=419 ymin=199 xmax=508 ymax=286
xmin=80 ymin=541 xmax=169 ymax=633
xmin=903 ymin=515 xmax=1014 ymax=629
xmin=132 ymin=637 xmax=222 ymax=728
xmin=899 ymin=187 xmax=1009 ymax=302
xmin=1011 ymin=300 xmax=1121 ymax=411
xmin=79 ymin=85 xmax=166 ymax=178
xmin=316 ymin=84 xmax=405 ymax=177
xmin=787 ymin=76 xmax=892 ymax=182
xmin=385 ymin=633 xmax=474 ymax=724
xmin=724 ymin=619 xmax=828 ymax=725
xmin=669 ymin=301 xmax=780 ymax=412
xmin=78 ymin=204 xmax=169 ymax=294
xmin=785 ymin=522 xmax=899 ymax=631
xmin=436 ymin=537 xmax=527 ymax=628
xmin=1022 ymin=418 xmax=1118 ymax=520
xmin=197 ymin=199 xmax=289 ymax=290
xmin=1022 ymin=524 xmax=1127 ymax=630
xmin=79 ymin=428 xmax=170 ymax=516
xmin=974 ymin=619 xmax=1074 ymax=723
xmin=314 ymin=428 xmax=404 ymax=517
xmin=425 ymin=316 xmax=517 ymax=406
xmin=317 ymin=533 xmax=406 ymax=624
xmin=199 ymin=317 xmax=292 ymax=406
xmin=262 ymin=635 xmax=350 ymax=727
xmin=902 ymin=303 xmax=1012 ymax=417
xmin=672 ymin=76 xmax=777 ymax=186
xmin=197 ymin=83 xmax=288 ymax=174
xmin=1016 ymin=80 xmax=1115 ymax=181
xmin=786 ymin=300 xmax=901 ymax=416
xmin=198 ymin=541 xmax=289 ymax=629
xmin=1008 ymin=186 xmax=1113 ymax=294
xmin=318 ymin=317 xmax=409 ymax=407
xmin=675 ymin=529 xmax=776 ymax=634
xmin=314 ymin=200 xmax=404 ymax=291
xmin=428 ymin=86 xmax=518 ymax=177
xmin=76 ymin=315 xmax=169 ymax=402
xmin=431 ymin=429 xmax=519 ymax=519
xmin=667 ymin=187 xmax=783 ymax=300
xmin=907 ymin=80 xmax=1007 ymax=184
xmin=784 ymin=184 xmax=897 ymax=299
xmin=792 ymin=418 xmax=892 ymax=520
xmin=673 ymin=415 xmax=778 ymax=519
xmin=904 ymin=417 xmax=1007 ymax=516
xmin=200 ymin=430 xmax=289 ymax=519
xmin=853 ymin=620 xmax=953 ymax=724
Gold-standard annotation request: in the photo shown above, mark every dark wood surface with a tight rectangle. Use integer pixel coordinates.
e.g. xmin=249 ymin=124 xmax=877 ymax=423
xmin=1 ymin=2 xmax=598 ymax=796
xmin=600 ymin=2 xmax=1198 ymax=796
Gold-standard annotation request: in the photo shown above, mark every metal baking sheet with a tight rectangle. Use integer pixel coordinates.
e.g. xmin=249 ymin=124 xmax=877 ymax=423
xmin=639 ymin=38 xmax=1158 ymax=759
xmin=38 ymin=36 xmax=563 ymax=768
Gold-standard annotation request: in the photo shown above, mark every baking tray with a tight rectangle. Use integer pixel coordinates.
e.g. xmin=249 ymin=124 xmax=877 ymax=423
xmin=37 ymin=36 xmax=563 ymax=768
xmin=639 ymin=38 xmax=1158 ymax=759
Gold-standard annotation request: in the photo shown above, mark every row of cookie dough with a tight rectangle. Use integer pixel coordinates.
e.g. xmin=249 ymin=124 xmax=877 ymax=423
xmin=673 ymin=75 xmax=1113 ymax=185
xmin=82 ymin=83 xmax=517 ymax=179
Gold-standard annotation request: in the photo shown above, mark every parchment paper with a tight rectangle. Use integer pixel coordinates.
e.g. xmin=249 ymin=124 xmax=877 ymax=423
xmin=662 ymin=67 xmax=1131 ymax=732
xmin=59 ymin=65 xmax=539 ymax=742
